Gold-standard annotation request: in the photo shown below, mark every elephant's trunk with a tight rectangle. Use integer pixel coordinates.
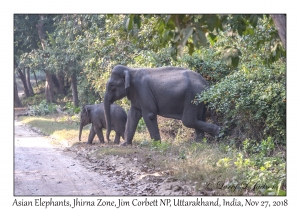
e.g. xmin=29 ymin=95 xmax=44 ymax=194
xmin=104 ymin=92 xmax=112 ymax=141
xmin=79 ymin=121 xmax=84 ymax=141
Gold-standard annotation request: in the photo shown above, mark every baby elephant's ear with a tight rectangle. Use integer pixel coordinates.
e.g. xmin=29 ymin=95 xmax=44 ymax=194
xmin=81 ymin=105 xmax=87 ymax=113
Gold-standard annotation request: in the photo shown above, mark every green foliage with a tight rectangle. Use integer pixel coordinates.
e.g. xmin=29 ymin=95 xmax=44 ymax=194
xmin=243 ymin=137 xmax=275 ymax=157
xmin=215 ymin=137 xmax=286 ymax=195
xmin=64 ymin=101 xmax=81 ymax=114
xmin=195 ymin=61 xmax=286 ymax=144
xmin=124 ymin=14 xmax=285 ymax=66
xmin=150 ymin=140 xmax=171 ymax=155
xmin=133 ymin=48 xmax=173 ymax=68
xmin=221 ymin=46 xmax=242 ymax=68
xmin=137 ymin=118 xmax=147 ymax=133
xmin=28 ymin=100 xmax=58 ymax=116
xmin=21 ymin=93 xmax=45 ymax=106
xmin=178 ymin=48 xmax=233 ymax=85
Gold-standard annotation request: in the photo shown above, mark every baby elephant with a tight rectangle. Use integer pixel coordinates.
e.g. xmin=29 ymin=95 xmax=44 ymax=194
xmin=79 ymin=103 xmax=127 ymax=144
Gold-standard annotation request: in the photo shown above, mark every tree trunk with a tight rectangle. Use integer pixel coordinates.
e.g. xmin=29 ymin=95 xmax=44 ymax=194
xmin=26 ymin=67 xmax=34 ymax=96
xmin=51 ymin=74 xmax=60 ymax=95
xmin=271 ymin=14 xmax=286 ymax=49
xmin=71 ymin=73 xmax=79 ymax=107
xmin=14 ymin=75 xmax=22 ymax=107
xmin=33 ymin=70 xmax=39 ymax=88
xmin=45 ymin=71 xmax=54 ymax=103
xmin=57 ymin=72 xmax=66 ymax=95
xmin=36 ymin=14 xmax=55 ymax=102
xmin=17 ymin=67 xmax=30 ymax=97
xmin=66 ymin=76 xmax=69 ymax=87
xmin=36 ymin=15 xmax=47 ymax=49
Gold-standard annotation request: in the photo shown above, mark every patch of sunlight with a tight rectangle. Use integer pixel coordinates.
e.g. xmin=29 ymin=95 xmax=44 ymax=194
xmin=15 ymin=135 xmax=52 ymax=148
xmin=138 ymin=172 xmax=162 ymax=180
xmin=52 ymin=129 xmax=79 ymax=140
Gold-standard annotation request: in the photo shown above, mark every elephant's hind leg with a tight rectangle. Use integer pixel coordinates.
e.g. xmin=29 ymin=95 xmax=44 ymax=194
xmin=195 ymin=129 xmax=205 ymax=142
xmin=94 ymin=126 xmax=105 ymax=143
xmin=182 ymin=104 xmax=220 ymax=137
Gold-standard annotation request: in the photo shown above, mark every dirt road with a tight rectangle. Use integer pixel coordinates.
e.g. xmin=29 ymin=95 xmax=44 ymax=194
xmin=14 ymin=112 xmax=195 ymax=196
xmin=14 ymin=120 xmax=122 ymax=196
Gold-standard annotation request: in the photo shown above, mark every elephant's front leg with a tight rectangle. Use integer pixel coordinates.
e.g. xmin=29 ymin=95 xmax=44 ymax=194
xmin=87 ymin=126 xmax=96 ymax=144
xmin=114 ymin=134 xmax=120 ymax=144
xmin=123 ymin=106 xmax=142 ymax=145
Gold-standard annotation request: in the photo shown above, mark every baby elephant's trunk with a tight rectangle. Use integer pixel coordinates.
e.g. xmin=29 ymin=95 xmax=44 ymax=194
xmin=78 ymin=122 xmax=84 ymax=141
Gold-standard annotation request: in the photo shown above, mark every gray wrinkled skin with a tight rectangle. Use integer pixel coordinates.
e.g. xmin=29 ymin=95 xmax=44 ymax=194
xmin=79 ymin=103 xmax=127 ymax=144
xmin=104 ymin=65 xmax=220 ymax=146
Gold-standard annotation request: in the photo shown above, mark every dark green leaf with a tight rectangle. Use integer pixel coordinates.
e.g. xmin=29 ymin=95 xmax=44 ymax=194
xmin=166 ymin=18 xmax=176 ymax=30
xmin=206 ymin=15 xmax=217 ymax=31
xmin=164 ymin=15 xmax=171 ymax=24
xmin=192 ymin=33 xmax=200 ymax=48
xmin=277 ymin=190 xmax=286 ymax=196
xmin=231 ymin=57 xmax=239 ymax=68
xmin=208 ymin=33 xmax=217 ymax=46
xmin=133 ymin=15 xmax=141 ymax=28
xmin=173 ymin=33 xmax=180 ymax=42
xmin=123 ymin=15 xmax=134 ymax=31
xmin=180 ymin=26 xmax=194 ymax=47
xmin=195 ymin=28 xmax=207 ymax=46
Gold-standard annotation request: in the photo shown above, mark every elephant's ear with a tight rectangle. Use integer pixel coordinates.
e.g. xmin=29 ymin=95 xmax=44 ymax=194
xmin=124 ymin=70 xmax=130 ymax=89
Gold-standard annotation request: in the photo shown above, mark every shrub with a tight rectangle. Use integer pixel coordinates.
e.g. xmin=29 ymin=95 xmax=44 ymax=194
xmin=214 ymin=137 xmax=286 ymax=195
xmin=195 ymin=62 xmax=286 ymax=144
xmin=64 ymin=101 xmax=81 ymax=115
xmin=28 ymin=100 xmax=58 ymax=116
xmin=178 ymin=49 xmax=234 ymax=85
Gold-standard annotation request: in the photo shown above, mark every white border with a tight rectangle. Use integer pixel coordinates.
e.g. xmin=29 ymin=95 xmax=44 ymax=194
xmin=3 ymin=0 xmax=298 ymax=209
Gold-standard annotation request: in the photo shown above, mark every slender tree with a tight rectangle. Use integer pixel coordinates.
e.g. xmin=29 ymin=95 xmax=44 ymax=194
xmin=16 ymin=67 xmax=30 ymax=97
xmin=36 ymin=15 xmax=54 ymax=103
xmin=25 ymin=67 xmax=34 ymax=96
xmin=14 ymin=74 xmax=22 ymax=107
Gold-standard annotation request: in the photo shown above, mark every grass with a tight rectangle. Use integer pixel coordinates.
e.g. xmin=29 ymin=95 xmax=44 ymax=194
xmin=19 ymin=115 xmax=86 ymax=145
xmin=17 ymin=114 xmax=286 ymax=196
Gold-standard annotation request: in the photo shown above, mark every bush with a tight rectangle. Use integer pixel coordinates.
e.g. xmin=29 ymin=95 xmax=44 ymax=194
xmin=215 ymin=137 xmax=286 ymax=195
xmin=21 ymin=94 xmax=45 ymax=106
xmin=64 ymin=101 xmax=81 ymax=115
xmin=178 ymin=49 xmax=234 ymax=85
xmin=28 ymin=100 xmax=58 ymax=116
xmin=195 ymin=62 xmax=286 ymax=144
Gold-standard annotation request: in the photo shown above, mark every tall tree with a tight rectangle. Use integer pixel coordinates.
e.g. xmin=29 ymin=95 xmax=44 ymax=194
xmin=36 ymin=14 xmax=55 ymax=103
xmin=270 ymin=14 xmax=286 ymax=49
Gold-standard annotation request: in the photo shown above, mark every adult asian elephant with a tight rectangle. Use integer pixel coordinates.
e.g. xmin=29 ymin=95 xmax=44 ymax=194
xmin=79 ymin=103 xmax=127 ymax=144
xmin=104 ymin=65 xmax=220 ymax=146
